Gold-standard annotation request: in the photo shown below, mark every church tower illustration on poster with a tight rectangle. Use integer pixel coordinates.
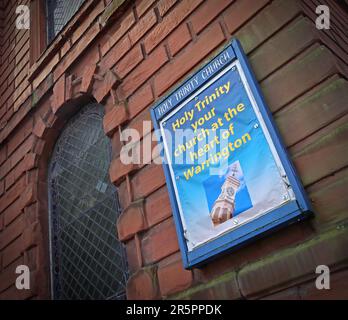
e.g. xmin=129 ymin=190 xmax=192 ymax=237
xmin=210 ymin=164 xmax=240 ymax=226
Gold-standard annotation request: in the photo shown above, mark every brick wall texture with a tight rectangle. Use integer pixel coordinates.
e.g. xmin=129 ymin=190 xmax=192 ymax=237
xmin=0 ymin=0 xmax=347 ymax=299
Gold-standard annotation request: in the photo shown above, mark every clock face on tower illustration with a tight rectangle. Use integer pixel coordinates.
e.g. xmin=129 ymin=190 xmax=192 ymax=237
xmin=226 ymin=187 xmax=235 ymax=197
xmin=218 ymin=186 xmax=235 ymax=199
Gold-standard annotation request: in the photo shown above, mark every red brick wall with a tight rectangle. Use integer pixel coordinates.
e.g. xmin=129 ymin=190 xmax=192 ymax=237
xmin=0 ymin=0 xmax=347 ymax=300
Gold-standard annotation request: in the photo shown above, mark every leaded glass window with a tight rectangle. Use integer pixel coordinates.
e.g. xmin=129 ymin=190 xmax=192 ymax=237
xmin=46 ymin=0 xmax=86 ymax=43
xmin=48 ymin=103 xmax=128 ymax=300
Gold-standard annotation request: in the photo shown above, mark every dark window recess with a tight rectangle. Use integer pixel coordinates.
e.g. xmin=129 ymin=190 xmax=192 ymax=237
xmin=46 ymin=0 xmax=85 ymax=43
xmin=48 ymin=103 xmax=128 ymax=300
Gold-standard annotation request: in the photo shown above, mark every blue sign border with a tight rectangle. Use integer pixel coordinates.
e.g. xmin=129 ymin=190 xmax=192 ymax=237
xmin=150 ymin=39 xmax=312 ymax=269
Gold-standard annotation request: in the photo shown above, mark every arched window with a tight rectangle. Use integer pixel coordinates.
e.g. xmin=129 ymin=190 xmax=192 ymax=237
xmin=48 ymin=103 xmax=128 ymax=300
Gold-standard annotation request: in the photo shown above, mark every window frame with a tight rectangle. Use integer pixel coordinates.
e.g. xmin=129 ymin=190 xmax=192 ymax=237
xmin=29 ymin=0 xmax=47 ymax=65
xmin=29 ymin=0 xmax=89 ymax=66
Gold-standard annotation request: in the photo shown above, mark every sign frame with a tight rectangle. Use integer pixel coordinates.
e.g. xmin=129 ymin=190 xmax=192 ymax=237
xmin=150 ymin=39 xmax=312 ymax=269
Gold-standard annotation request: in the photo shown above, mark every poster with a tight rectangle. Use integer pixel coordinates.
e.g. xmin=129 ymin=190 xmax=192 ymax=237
xmin=160 ymin=63 xmax=293 ymax=251
xmin=151 ymin=40 xmax=311 ymax=267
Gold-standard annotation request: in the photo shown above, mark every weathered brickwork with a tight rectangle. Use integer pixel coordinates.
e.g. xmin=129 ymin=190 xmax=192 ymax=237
xmin=0 ymin=0 xmax=347 ymax=299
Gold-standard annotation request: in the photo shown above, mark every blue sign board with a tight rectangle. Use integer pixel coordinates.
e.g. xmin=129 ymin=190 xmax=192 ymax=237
xmin=150 ymin=40 xmax=312 ymax=268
